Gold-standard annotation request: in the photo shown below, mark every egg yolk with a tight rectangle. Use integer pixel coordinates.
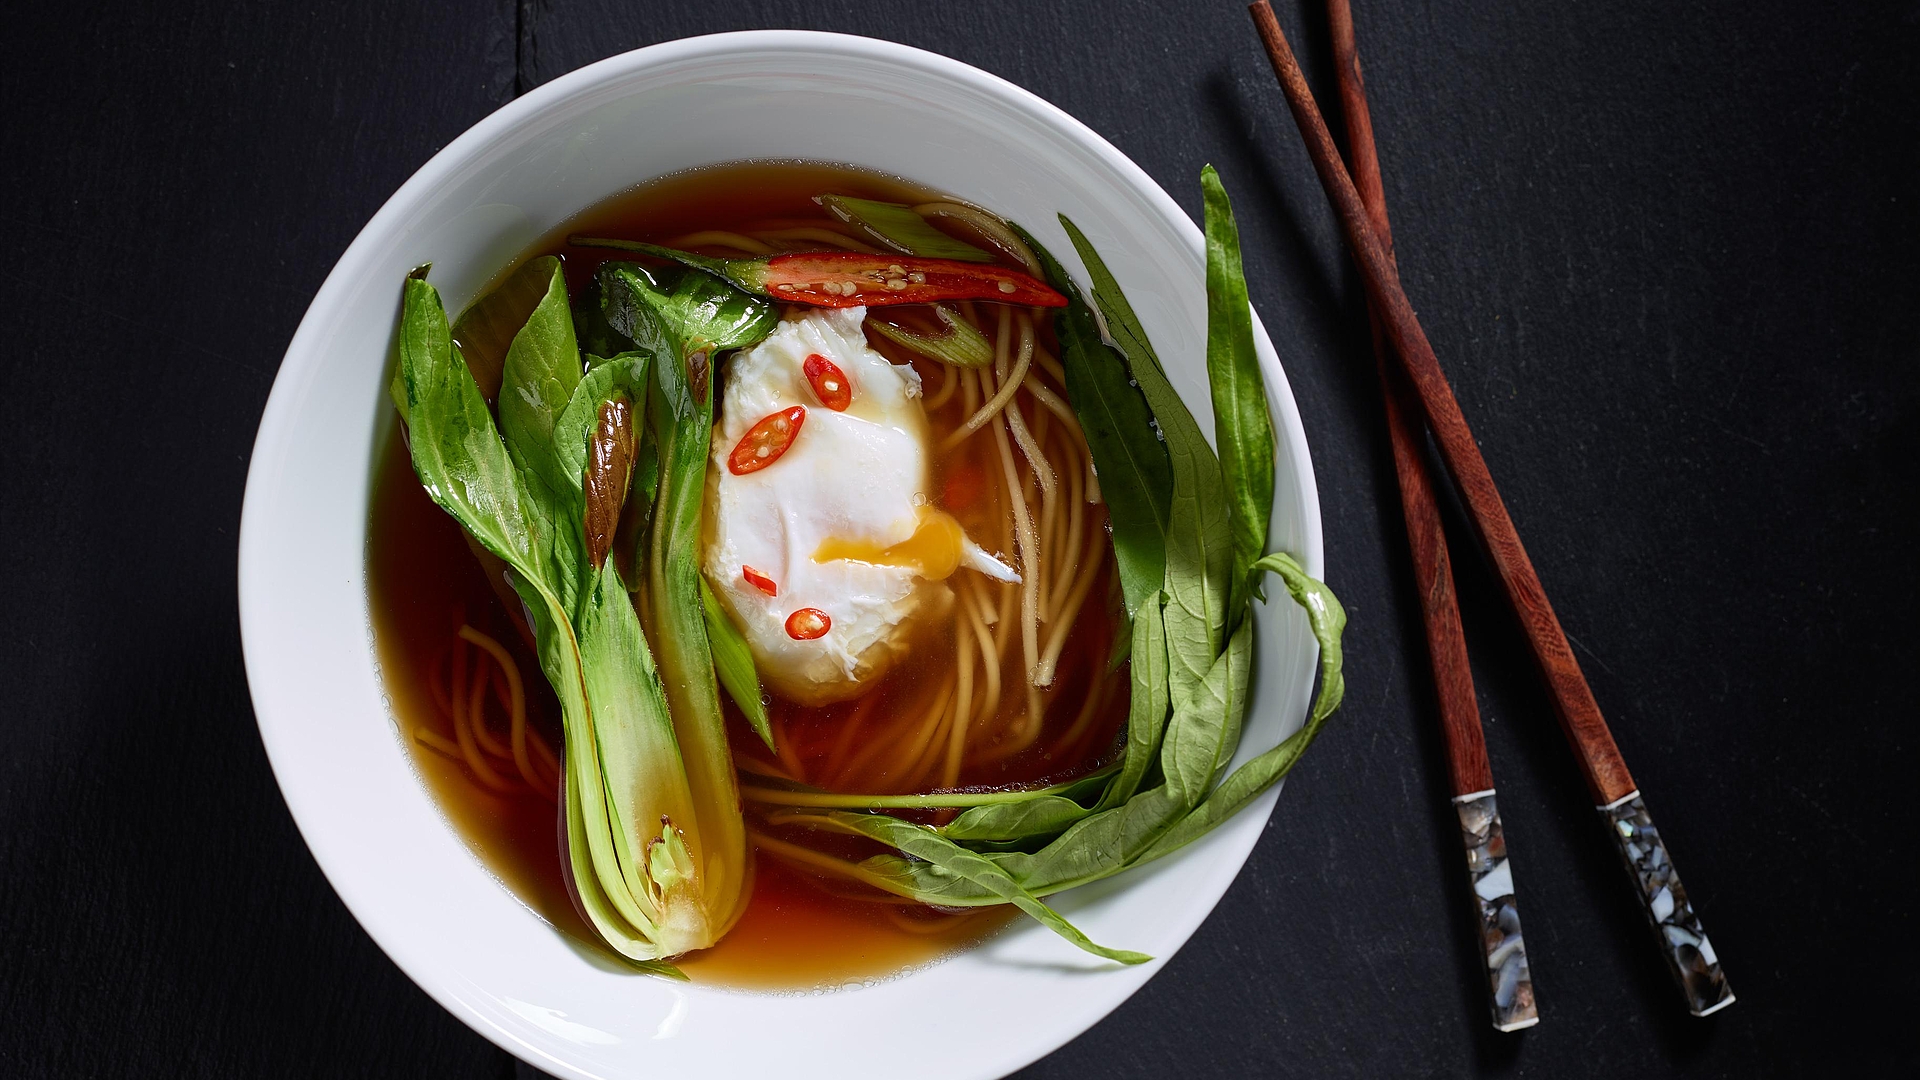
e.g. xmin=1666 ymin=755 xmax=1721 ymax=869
xmin=811 ymin=507 xmax=967 ymax=581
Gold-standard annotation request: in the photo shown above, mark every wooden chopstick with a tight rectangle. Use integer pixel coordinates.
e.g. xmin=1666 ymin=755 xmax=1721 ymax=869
xmin=1247 ymin=0 xmax=1734 ymax=1017
xmin=1324 ymin=0 xmax=1536 ymax=1032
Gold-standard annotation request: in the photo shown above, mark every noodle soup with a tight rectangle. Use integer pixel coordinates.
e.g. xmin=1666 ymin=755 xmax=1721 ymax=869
xmin=369 ymin=162 xmax=1130 ymax=987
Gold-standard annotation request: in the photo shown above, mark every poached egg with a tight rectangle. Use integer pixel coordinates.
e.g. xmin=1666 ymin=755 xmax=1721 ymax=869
xmin=703 ymin=306 xmax=1016 ymax=706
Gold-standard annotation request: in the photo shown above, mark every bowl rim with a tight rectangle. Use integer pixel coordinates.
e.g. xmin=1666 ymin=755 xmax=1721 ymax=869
xmin=240 ymin=27 xmax=1324 ymax=1079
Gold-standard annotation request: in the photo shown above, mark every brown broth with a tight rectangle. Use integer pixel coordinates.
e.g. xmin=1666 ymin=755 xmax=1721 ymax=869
xmin=367 ymin=161 xmax=1129 ymax=989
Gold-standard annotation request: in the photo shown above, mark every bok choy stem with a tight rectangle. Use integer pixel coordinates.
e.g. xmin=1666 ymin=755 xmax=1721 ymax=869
xmin=593 ymin=261 xmax=781 ymax=935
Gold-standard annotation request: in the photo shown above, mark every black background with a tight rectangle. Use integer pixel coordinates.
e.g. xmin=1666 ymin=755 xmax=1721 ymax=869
xmin=2 ymin=1 xmax=1913 ymax=1076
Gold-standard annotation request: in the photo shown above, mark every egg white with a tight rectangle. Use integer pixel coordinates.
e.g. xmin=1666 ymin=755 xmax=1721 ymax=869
xmin=703 ymin=306 xmax=1014 ymax=706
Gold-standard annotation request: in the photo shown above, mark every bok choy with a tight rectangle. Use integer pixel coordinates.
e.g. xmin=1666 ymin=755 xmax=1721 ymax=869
xmin=392 ymin=256 xmax=774 ymax=971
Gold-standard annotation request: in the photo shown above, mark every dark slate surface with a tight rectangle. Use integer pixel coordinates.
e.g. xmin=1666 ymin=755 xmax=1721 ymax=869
xmin=1 ymin=1 xmax=1912 ymax=1076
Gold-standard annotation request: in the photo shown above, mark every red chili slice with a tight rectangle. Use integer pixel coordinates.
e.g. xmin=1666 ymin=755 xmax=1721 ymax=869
xmin=758 ymin=253 xmax=1066 ymax=309
xmin=565 ymin=238 xmax=1067 ymax=309
xmin=727 ymin=406 xmax=807 ymax=475
xmin=802 ymin=353 xmax=852 ymax=411
xmin=785 ymin=607 xmax=831 ymax=640
xmin=742 ymin=565 xmax=778 ymax=597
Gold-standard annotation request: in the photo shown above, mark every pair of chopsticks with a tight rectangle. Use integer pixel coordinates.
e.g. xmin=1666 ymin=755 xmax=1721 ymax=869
xmin=1247 ymin=1 xmax=1734 ymax=1027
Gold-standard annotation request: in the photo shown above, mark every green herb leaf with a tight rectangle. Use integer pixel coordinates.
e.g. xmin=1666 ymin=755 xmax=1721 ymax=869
xmin=703 ymin=578 xmax=771 ymax=746
xmin=395 ymin=273 xmax=552 ymax=586
xmin=1136 ymin=552 xmax=1346 ymax=861
xmin=1099 ymin=588 xmax=1169 ymax=809
xmin=821 ymin=194 xmax=995 ymax=262
xmin=937 ymin=770 xmax=1113 ymax=843
xmin=594 ymin=261 xmax=778 ymax=363
xmin=942 ymin=796 xmax=1096 ymax=843
xmin=987 ymin=785 xmax=1184 ymax=896
xmin=1016 ymin=224 xmax=1171 ymax=618
xmin=794 ymin=545 xmax=1347 ymax=907
xmin=1201 ymin=166 xmax=1275 ymax=616
xmin=985 ymin=629 xmax=1248 ymax=895
xmin=497 ymin=257 xmax=587 ymax=503
xmin=1059 ymin=216 xmax=1232 ymax=711
xmin=1156 ymin=621 xmax=1253 ymax=808
xmin=1054 ymin=219 xmax=1161 ymax=377
xmin=810 ymin=812 xmax=1150 ymax=965
xmin=864 ymin=305 xmax=994 ymax=367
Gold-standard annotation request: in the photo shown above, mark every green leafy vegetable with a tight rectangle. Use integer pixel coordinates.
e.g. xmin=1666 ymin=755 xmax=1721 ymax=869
xmin=391 ymin=263 xmax=772 ymax=970
xmin=703 ymin=578 xmax=771 ymax=746
xmin=455 ymin=256 xmax=568 ymax=400
xmin=574 ymin=286 xmax=626 ymax=363
xmin=1100 ymin=589 xmax=1169 ymax=809
xmin=941 ymin=795 xmax=1097 ymax=844
xmin=1061 ymin=216 xmax=1233 ymax=714
xmin=395 ymin=269 xmax=552 ymax=586
xmin=804 ymin=812 xmax=1150 ymax=965
xmin=550 ymin=355 xmax=647 ymax=519
xmin=582 ymin=351 xmax=662 ymax=590
xmin=931 ymin=770 xmax=1114 ymax=845
xmin=556 ymin=360 xmax=642 ymax=570
xmin=821 ymin=193 xmax=995 ymax=262
xmin=1201 ymin=167 xmax=1276 ymax=616
xmin=594 ymin=261 xmax=778 ymax=362
xmin=391 ymin=169 xmax=1344 ymax=972
xmin=1136 ymin=552 xmax=1346 ymax=862
xmin=864 ymin=304 xmax=994 ymax=367
xmin=1017 ymin=224 xmax=1171 ymax=619
xmin=497 ymin=256 xmax=586 ymax=503
xmin=758 ymin=172 xmax=1349 ymax=965
xmin=591 ymin=260 xmax=779 ymax=924
xmin=390 ymin=257 xmax=553 ymax=420
xmin=577 ymin=239 xmax=748 ymax=291
xmin=567 ymin=237 xmax=1068 ymax=309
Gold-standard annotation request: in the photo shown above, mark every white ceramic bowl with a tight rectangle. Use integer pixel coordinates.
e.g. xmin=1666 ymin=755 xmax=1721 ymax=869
xmin=239 ymin=30 xmax=1323 ymax=1080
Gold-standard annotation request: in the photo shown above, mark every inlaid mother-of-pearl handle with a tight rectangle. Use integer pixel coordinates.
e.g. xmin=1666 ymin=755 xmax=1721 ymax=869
xmin=1454 ymin=791 xmax=1538 ymax=1031
xmin=1599 ymin=792 xmax=1735 ymax=1016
